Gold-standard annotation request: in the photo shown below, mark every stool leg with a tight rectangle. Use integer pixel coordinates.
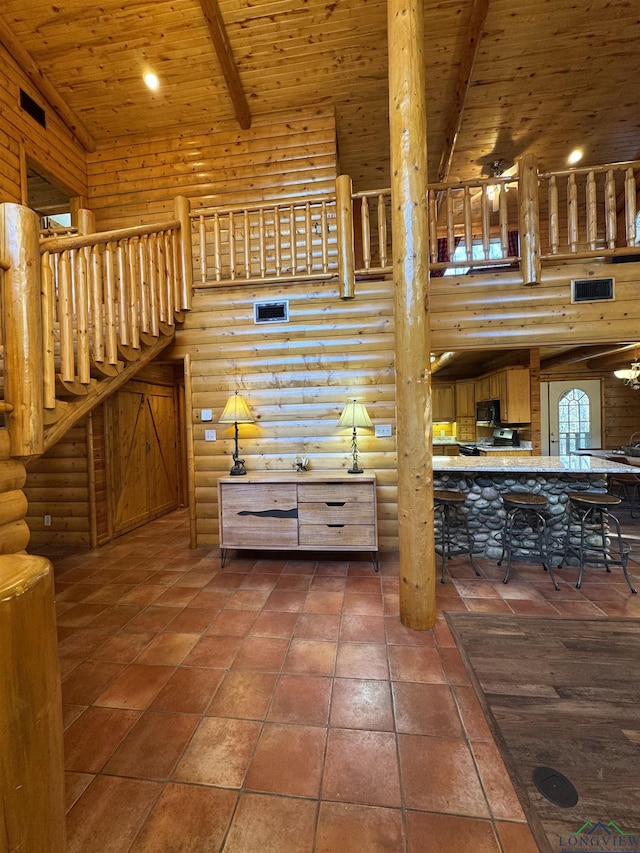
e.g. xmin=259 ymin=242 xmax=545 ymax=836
xmin=622 ymin=551 xmax=638 ymax=594
xmin=498 ymin=509 xmax=515 ymax=584
xmin=461 ymin=512 xmax=481 ymax=577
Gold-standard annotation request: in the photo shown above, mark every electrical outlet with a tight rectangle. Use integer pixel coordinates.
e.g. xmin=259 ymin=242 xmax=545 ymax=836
xmin=205 ymin=429 xmax=216 ymax=441
xmin=44 ymin=514 xmax=52 ymax=526
xmin=375 ymin=424 xmax=392 ymax=437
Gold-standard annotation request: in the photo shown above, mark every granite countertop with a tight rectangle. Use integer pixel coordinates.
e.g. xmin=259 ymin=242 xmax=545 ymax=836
xmin=432 ymin=455 xmax=634 ymax=474
xmin=571 ymin=449 xmax=640 ymax=467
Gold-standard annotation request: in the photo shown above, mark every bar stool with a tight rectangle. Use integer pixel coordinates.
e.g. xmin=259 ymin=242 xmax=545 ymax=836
xmin=497 ymin=492 xmax=559 ymax=589
xmin=433 ymin=489 xmax=481 ymax=583
xmin=558 ymin=492 xmax=636 ymax=593
xmin=606 ymin=457 xmax=640 ymax=519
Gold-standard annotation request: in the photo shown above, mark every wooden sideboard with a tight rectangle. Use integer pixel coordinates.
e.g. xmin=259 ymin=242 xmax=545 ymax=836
xmin=218 ymin=472 xmax=379 ymax=569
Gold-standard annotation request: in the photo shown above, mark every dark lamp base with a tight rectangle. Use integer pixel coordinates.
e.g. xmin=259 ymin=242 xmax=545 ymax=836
xmin=348 ymin=466 xmax=364 ymax=474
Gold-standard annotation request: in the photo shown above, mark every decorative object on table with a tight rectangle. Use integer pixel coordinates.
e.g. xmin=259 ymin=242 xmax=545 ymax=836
xmin=294 ymin=454 xmax=309 ymax=472
xmin=337 ymin=398 xmax=373 ymax=474
xmin=614 ymin=357 xmax=640 ymax=390
xmin=219 ymin=391 xmax=255 ymax=475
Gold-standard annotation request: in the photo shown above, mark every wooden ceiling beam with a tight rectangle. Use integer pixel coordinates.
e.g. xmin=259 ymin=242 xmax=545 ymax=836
xmin=436 ymin=0 xmax=489 ymax=183
xmin=0 ymin=14 xmax=96 ymax=153
xmin=198 ymin=0 xmax=251 ymax=130
xmin=541 ymin=343 xmax=639 ymax=370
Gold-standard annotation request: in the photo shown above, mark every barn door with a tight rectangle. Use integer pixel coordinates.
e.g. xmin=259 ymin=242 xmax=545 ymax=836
xmin=108 ymin=384 xmax=179 ymax=537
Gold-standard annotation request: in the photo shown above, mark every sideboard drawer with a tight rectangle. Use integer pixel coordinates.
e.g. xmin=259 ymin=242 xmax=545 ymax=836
xmin=299 ymin=523 xmax=377 ymax=547
xmin=298 ymin=502 xmax=374 ymax=525
xmin=219 ymin=483 xmax=298 ymax=548
xmin=297 ymin=483 xmax=373 ymax=505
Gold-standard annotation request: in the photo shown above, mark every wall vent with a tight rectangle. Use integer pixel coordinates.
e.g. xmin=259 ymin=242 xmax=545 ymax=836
xmin=19 ymin=89 xmax=46 ymax=128
xmin=571 ymin=278 xmax=614 ymax=303
xmin=254 ymin=300 xmax=289 ymax=324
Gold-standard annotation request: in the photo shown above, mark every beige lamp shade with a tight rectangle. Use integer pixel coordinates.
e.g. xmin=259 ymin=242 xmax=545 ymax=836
xmin=219 ymin=391 xmax=255 ymax=424
xmin=338 ymin=399 xmax=373 ymax=429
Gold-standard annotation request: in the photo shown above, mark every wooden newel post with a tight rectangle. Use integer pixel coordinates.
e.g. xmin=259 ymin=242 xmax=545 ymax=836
xmin=336 ymin=175 xmax=356 ymax=299
xmin=518 ymin=153 xmax=542 ymax=286
xmin=174 ymin=195 xmax=193 ymax=311
xmin=0 ymin=555 xmax=66 ymax=852
xmin=389 ymin=0 xmax=435 ymax=630
xmin=0 ymin=203 xmax=44 ymax=457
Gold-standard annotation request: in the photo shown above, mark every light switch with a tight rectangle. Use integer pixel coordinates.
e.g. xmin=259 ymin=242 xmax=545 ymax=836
xmin=375 ymin=424 xmax=392 ymax=437
xmin=201 ymin=409 xmax=213 ymax=422
xmin=205 ymin=429 xmax=216 ymax=441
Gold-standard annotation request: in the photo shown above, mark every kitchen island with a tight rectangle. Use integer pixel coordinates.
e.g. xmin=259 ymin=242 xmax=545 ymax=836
xmin=432 ymin=454 xmax=632 ymax=560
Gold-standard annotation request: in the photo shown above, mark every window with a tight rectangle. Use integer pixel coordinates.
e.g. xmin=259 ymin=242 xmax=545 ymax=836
xmin=557 ymin=388 xmax=591 ymax=454
xmin=443 ymin=238 xmax=506 ymax=276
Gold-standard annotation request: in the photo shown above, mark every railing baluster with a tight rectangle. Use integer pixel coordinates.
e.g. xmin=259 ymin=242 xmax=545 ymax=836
xmin=148 ymin=234 xmax=159 ymax=337
xmin=289 ymin=205 xmax=296 ymax=273
xmin=138 ymin=236 xmax=150 ymax=337
xmin=76 ymin=249 xmax=90 ymax=384
xmin=41 ymin=252 xmax=56 ymax=409
xmin=128 ymin=237 xmax=140 ymax=349
xmin=213 ymin=213 xmax=221 ymax=281
xmin=428 ymin=192 xmax=438 ymax=265
xmin=58 ymin=250 xmax=75 ymax=382
xmin=258 ymin=209 xmax=266 ymax=278
xmin=103 ymin=242 xmax=118 ymax=365
xmin=322 ymin=201 xmax=329 ymax=273
xmin=446 ymin=189 xmax=455 ymax=261
xmin=243 ymin=209 xmax=251 ymax=279
xmin=90 ymin=245 xmax=104 ymax=363
xmin=499 ymin=185 xmax=509 ymax=257
xmin=568 ymin=173 xmax=578 ymax=253
xmin=548 ymin=176 xmax=559 ymax=254
xmin=117 ymin=242 xmax=129 ymax=346
xmin=605 ymin=169 xmax=617 ymax=249
xmin=377 ymin=195 xmax=387 ymax=268
xmin=274 ymin=208 xmax=282 ymax=276
xmin=305 ymin=202 xmax=312 ymax=272
xmin=155 ymin=234 xmax=168 ymax=323
xmin=625 ymin=167 xmax=637 ymax=247
xmin=199 ymin=214 xmax=207 ymax=284
xmin=361 ymin=196 xmax=371 ymax=271
xmin=586 ymin=170 xmax=597 ymax=251
xmin=463 ymin=186 xmax=472 ymax=261
xmin=481 ymin=186 xmax=490 ymax=259
xmin=228 ymin=212 xmax=236 ymax=280
xmin=164 ymin=231 xmax=175 ymax=327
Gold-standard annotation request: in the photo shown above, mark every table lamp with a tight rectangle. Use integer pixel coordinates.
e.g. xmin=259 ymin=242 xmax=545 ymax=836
xmin=338 ymin=398 xmax=372 ymax=473
xmin=219 ymin=391 xmax=255 ymax=475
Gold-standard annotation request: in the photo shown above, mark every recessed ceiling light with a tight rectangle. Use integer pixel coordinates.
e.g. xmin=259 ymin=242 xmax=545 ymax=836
xmin=144 ymin=72 xmax=159 ymax=91
xmin=567 ymin=148 xmax=583 ymax=165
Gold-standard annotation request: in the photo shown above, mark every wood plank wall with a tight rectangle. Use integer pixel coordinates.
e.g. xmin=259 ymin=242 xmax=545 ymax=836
xmin=0 ymin=45 xmax=87 ymax=203
xmin=169 ymin=277 xmax=398 ymax=550
xmin=86 ymin=104 xmax=338 ymax=231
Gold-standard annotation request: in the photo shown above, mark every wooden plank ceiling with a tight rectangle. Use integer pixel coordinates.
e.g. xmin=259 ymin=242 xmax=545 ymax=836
xmin=2 ymin=0 xmax=640 ymax=192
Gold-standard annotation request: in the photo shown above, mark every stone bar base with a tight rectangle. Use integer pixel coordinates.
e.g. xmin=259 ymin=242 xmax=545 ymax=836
xmin=433 ymin=470 xmax=608 ymax=561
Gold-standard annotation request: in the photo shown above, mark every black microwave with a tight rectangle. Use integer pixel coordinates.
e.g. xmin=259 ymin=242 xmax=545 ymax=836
xmin=476 ymin=400 xmax=500 ymax=426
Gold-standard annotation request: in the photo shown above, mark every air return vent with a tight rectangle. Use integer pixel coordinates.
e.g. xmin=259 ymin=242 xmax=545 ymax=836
xmin=19 ymin=89 xmax=46 ymax=128
xmin=571 ymin=278 xmax=614 ymax=303
xmin=254 ymin=300 xmax=289 ymax=324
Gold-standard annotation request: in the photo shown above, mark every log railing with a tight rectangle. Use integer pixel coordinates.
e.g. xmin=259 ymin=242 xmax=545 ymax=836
xmin=191 ymin=195 xmax=337 ymax=287
xmin=352 ymin=188 xmax=393 ymax=276
xmin=538 ymin=159 xmax=640 ymax=261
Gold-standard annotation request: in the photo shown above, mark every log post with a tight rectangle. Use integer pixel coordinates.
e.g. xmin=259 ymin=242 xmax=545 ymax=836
xmin=336 ymin=174 xmax=356 ymax=299
xmin=518 ymin=154 xmax=542 ymax=285
xmin=0 ymin=554 xmax=65 ymax=852
xmin=174 ymin=195 xmax=193 ymax=311
xmin=388 ymin=0 xmax=435 ymax=630
xmin=0 ymin=203 xmax=44 ymax=458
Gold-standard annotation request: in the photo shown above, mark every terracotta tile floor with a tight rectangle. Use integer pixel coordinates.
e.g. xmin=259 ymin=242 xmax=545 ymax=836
xmin=37 ymin=508 xmax=640 ymax=852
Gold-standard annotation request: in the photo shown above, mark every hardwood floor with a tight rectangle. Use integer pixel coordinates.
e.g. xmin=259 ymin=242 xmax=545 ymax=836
xmin=447 ymin=613 xmax=640 ymax=853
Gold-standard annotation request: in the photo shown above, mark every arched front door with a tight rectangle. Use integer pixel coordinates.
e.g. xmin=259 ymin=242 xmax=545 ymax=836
xmin=540 ymin=379 xmax=602 ymax=455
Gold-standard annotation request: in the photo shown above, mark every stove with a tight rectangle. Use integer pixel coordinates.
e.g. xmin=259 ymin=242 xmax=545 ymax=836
xmin=491 ymin=427 xmax=520 ymax=447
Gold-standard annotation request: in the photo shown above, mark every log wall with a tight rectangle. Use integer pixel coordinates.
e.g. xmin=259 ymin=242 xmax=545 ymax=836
xmin=169 ymin=276 xmax=398 ymax=550
xmin=86 ymin=105 xmax=338 ymax=231
xmin=25 ymin=423 xmax=90 ymax=547
xmin=0 ymin=44 xmax=87 ymax=204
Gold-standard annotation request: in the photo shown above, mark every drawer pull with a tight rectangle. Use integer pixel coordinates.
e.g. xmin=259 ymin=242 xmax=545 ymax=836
xmin=327 ymin=524 xmax=345 ymax=528
xmin=326 ymin=501 xmax=346 ymax=507
xmin=237 ymin=508 xmax=298 ymax=518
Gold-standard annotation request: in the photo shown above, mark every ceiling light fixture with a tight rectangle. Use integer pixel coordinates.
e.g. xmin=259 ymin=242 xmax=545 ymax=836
xmin=614 ymin=359 xmax=640 ymax=391
xmin=567 ymin=148 xmax=583 ymax=165
xmin=144 ymin=72 xmax=159 ymax=91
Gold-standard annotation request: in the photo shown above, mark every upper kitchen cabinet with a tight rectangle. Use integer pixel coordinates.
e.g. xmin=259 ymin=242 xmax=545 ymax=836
xmin=455 ymin=381 xmax=475 ymax=418
xmin=432 ymin=383 xmax=456 ymax=422
xmin=498 ymin=368 xmax=531 ymax=424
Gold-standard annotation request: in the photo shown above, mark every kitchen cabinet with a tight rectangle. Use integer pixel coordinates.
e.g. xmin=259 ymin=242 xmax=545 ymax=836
xmin=498 ymin=368 xmax=531 ymax=423
xmin=218 ymin=473 xmax=378 ymax=568
xmin=433 ymin=444 xmax=460 ymax=456
xmin=455 ymin=381 xmax=475 ymax=417
xmin=432 ymin=383 xmax=455 ymax=422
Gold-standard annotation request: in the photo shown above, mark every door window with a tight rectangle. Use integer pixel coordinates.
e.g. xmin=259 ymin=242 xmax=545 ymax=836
xmin=557 ymin=388 xmax=591 ymax=454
